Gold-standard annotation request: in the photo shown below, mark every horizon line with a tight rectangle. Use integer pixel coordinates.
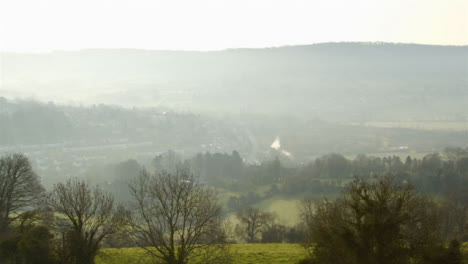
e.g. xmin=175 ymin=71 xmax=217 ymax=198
xmin=1 ymin=41 xmax=467 ymax=54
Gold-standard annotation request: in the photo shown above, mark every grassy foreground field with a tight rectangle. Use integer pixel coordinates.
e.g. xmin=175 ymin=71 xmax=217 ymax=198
xmin=96 ymin=243 xmax=308 ymax=264
xmin=96 ymin=243 xmax=468 ymax=264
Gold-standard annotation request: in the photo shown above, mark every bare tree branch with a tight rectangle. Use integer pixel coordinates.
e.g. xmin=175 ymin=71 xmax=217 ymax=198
xmin=0 ymin=153 xmax=44 ymax=232
xmin=48 ymin=178 xmax=128 ymax=264
xmin=128 ymin=169 xmax=232 ymax=264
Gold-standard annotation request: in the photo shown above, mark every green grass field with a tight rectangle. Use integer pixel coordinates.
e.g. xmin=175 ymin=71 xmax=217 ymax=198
xmin=96 ymin=242 xmax=468 ymax=264
xmin=96 ymin=243 xmax=308 ymax=264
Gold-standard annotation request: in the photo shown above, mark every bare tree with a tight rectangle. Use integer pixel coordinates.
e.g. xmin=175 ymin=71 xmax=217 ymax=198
xmin=0 ymin=153 xmax=44 ymax=232
xmin=299 ymin=176 xmax=447 ymax=264
xmin=235 ymin=207 xmax=276 ymax=243
xmin=48 ymin=179 xmax=128 ymax=264
xmin=128 ymin=169 xmax=232 ymax=264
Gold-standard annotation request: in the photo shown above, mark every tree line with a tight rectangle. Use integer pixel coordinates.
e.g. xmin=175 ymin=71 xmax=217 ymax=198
xmin=149 ymin=148 xmax=468 ymax=196
xmin=0 ymin=154 xmax=231 ymax=264
xmin=1 ymin=152 xmax=467 ymax=264
xmin=147 ymin=148 xmax=468 ymax=211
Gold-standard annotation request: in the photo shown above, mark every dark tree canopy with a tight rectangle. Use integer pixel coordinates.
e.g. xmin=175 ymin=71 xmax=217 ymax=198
xmin=300 ymin=176 xmax=447 ymax=264
xmin=441 ymin=183 xmax=468 ymax=241
xmin=235 ymin=207 xmax=276 ymax=243
xmin=0 ymin=212 xmax=58 ymax=264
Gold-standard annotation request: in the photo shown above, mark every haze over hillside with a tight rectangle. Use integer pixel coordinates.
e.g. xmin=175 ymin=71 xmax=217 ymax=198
xmin=2 ymin=1 xmax=468 ymax=262
xmin=2 ymin=42 xmax=467 ymax=121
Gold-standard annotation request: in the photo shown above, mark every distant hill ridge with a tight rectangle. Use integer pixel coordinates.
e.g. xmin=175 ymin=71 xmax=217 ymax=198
xmin=1 ymin=42 xmax=467 ymax=121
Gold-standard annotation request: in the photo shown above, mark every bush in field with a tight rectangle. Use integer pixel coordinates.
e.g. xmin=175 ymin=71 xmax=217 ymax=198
xmin=235 ymin=207 xmax=276 ymax=243
xmin=299 ymin=176 xmax=460 ymax=264
xmin=444 ymin=240 xmax=463 ymax=264
xmin=0 ymin=212 xmax=57 ymax=264
xmin=261 ymin=224 xmax=287 ymax=243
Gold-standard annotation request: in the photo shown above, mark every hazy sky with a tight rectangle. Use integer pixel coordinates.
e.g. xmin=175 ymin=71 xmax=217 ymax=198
xmin=0 ymin=0 xmax=467 ymax=52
